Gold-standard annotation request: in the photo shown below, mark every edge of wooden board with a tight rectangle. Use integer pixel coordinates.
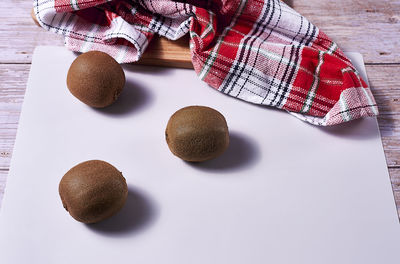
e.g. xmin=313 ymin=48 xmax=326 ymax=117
xmin=31 ymin=8 xmax=193 ymax=68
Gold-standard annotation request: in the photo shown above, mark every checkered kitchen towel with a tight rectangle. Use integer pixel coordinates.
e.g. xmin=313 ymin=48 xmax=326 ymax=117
xmin=33 ymin=0 xmax=378 ymax=125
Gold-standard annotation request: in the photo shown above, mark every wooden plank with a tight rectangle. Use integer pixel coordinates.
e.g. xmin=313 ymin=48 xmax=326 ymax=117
xmin=293 ymin=0 xmax=400 ymax=64
xmin=30 ymin=7 xmax=193 ymax=68
xmin=136 ymin=0 xmax=400 ymax=67
xmin=367 ymin=65 xmax=400 ymax=167
xmin=389 ymin=168 xmax=400 ymax=217
xmin=0 ymin=1 xmax=63 ymax=63
xmin=0 ymin=65 xmax=28 ymax=169
xmin=1 ymin=0 xmax=399 ymax=64
xmin=136 ymin=35 xmax=192 ymax=69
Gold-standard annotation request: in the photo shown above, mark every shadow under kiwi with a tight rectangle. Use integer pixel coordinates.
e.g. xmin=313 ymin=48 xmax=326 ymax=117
xmin=86 ymin=186 xmax=158 ymax=237
xmin=188 ymin=131 xmax=260 ymax=172
xmin=94 ymin=78 xmax=153 ymax=116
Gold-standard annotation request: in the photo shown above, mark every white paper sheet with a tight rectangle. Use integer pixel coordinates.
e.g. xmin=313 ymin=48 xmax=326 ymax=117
xmin=0 ymin=47 xmax=399 ymax=264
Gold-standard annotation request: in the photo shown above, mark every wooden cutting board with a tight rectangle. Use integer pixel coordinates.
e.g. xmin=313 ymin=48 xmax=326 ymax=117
xmin=32 ymin=1 xmax=284 ymax=69
xmin=31 ymin=8 xmax=192 ymax=68
xmin=138 ymin=35 xmax=192 ymax=69
xmin=31 ymin=0 xmax=293 ymax=68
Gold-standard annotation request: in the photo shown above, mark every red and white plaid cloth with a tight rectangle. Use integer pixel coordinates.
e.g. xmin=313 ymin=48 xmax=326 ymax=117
xmin=33 ymin=0 xmax=378 ymax=125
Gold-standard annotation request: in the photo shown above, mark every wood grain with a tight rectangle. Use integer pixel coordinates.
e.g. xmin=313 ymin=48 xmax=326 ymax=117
xmin=366 ymin=65 xmax=400 ymax=167
xmin=293 ymin=0 xmax=400 ymax=64
xmin=389 ymin=168 xmax=400 ymax=216
xmin=136 ymin=35 xmax=192 ymax=68
xmin=1 ymin=0 xmax=399 ymax=64
xmin=0 ymin=1 xmax=63 ymax=63
xmin=0 ymin=65 xmax=28 ymax=171
xmin=30 ymin=7 xmax=193 ymax=68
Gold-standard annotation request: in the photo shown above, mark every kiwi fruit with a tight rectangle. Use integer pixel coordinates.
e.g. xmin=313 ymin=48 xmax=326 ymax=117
xmin=59 ymin=160 xmax=128 ymax=224
xmin=165 ymin=106 xmax=229 ymax=162
xmin=66 ymin=51 xmax=125 ymax=108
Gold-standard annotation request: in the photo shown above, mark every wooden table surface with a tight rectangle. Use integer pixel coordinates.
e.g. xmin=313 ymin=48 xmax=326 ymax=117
xmin=0 ymin=0 xmax=399 ymax=217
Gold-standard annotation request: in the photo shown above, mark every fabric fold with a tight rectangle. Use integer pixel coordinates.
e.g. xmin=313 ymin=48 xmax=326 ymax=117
xmin=34 ymin=0 xmax=378 ymax=125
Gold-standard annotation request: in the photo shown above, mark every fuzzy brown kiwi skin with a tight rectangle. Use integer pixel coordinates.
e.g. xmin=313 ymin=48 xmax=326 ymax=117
xmin=66 ymin=51 xmax=125 ymax=108
xmin=59 ymin=160 xmax=128 ymax=224
xmin=165 ymin=106 xmax=229 ymax=162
